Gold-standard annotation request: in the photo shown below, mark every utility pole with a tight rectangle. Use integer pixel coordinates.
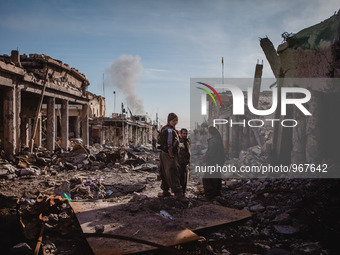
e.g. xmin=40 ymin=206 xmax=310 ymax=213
xmin=121 ymin=103 xmax=125 ymax=146
xmin=102 ymin=73 xmax=105 ymax=98
xmin=222 ymin=57 xmax=224 ymax=84
xmin=113 ymin=91 xmax=116 ymax=114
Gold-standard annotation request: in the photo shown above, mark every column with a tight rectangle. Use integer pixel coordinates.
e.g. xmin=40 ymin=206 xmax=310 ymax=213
xmin=75 ymin=116 xmax=81 ymax=138
xmin=61 ymin=100 xmax=69 ymax=150
xmin=252 ymin=63 xmax=263 ymax=109
xmin=3 ymin=88 xmax=16 ymax=160
xmin=47 ymin=97 xmax=55 ymax=151
xmin=142 ymin=128 xmax=145 ymax=145
xmin=134 ymin=126 xmax=137 ymax=146
xmin=15 ymin=87 xmax=21 ymax=153
xmin=20 ymin=117 xmax=29 ymax=148
xmin=128 ymin=125 xmax=132 ymax=144
xmin=34 ymin=116 xmax=42 ymax=147
xmin=82 ymin=104 xmax=89 ymax=147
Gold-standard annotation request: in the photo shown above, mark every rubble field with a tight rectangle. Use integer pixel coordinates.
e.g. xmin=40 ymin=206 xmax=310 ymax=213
xmin=0 ymin=145 xmax=339 ymax=255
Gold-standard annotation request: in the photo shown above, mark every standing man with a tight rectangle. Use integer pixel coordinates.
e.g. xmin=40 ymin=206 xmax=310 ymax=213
xmin=179 ymin=128 xmax=190 ymax=194
xmin=159 ymin=113 xmax=185 ymax=199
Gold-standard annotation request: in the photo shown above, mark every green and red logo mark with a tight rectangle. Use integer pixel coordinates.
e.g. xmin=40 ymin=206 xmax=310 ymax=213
xmin=196 ymin=82 xmax=222 ymax=115
xmin=196 ymin=82 xmax=223 ymax=107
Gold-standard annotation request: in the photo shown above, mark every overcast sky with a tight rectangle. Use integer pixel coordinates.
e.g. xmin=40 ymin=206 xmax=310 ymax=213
xmin=0 ymin=0 xmax=338 ymax=129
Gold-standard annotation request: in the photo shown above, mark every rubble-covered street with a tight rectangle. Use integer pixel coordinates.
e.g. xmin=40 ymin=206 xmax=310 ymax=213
xmin=0 ymin=144 xmax=339 ymax=254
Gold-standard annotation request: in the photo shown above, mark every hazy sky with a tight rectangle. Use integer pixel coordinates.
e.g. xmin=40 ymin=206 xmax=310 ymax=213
xmin=0 ymin=0 xmax=338 ymax=129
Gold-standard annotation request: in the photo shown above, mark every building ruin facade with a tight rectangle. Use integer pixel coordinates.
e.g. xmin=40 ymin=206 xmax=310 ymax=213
xmin=261 ymin=12 xmax=340 ymax=165
xmin=0 ymin=51 xmax=90 ymax=160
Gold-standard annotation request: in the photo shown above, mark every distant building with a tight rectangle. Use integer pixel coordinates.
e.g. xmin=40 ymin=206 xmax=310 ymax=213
xmin=88 ymin=92 xmax=106 ymax=118
xmin=89 ymin=115 xmax=153 ymax=147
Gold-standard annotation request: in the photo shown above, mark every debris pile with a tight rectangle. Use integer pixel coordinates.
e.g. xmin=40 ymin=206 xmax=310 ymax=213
xmin=202 ymin=178 xmax=339 ymax=254
xmin=15 ymin=194 xmax=90 ymax=255
xmin=0 ymin=143 xmax=339 ymax=254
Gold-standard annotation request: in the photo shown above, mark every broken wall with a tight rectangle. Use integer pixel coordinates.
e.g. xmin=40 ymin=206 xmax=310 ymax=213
xmin=88 ymin=92 xmax=106 ymax=118
xmin=263 ymin=12 xmax=340 ymax=164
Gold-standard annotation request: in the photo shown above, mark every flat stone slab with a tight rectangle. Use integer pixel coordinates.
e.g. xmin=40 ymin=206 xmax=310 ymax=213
xmin=172 ymin=203 xmax=252 ymax=231
xmin=71 ymin=201 xmax=251 ymax=254
xmin=71 ymin=201 xmax=199 ymax=254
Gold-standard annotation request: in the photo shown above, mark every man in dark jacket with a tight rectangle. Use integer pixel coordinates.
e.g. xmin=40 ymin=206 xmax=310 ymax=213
xmin=159 ymin=113 xmax=185 ymax=199
xmin=179 ymin=128 xmax=190 ymax=193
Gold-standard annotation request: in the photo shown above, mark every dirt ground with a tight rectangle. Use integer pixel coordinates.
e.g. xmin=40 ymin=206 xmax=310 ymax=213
xmin=0 ymin=147 xmax=339 ymax=255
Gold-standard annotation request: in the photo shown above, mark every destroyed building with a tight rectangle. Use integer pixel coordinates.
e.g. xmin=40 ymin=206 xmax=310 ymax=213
xmin=88 ymin=92 xmax=106 ymax=118
xmin=89 ymin=115 xmax=153 ymax=147
xmin=261 ymin=12 xmax=340 ymax=165
xmin=204 ymin=13 xmax=340 ymax=167
xmin=0 ymin=51 xmax=153 ymax=158
xmin=0 ymin=51 xmax=90 ymax=160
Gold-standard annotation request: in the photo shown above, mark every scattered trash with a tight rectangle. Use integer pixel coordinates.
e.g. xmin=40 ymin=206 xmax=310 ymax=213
xmin=132 ymin=163 xmax=158 ymax=171
xmin=11 ymin=242 xmax=32 ymax=254
xmin=160 ymin=210 xmax=175 ymax=221
xmin=19 ymin=167 xmax=40 ymax=176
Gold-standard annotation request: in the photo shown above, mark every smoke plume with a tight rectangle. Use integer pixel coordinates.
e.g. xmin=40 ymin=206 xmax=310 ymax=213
xmin=107 ymin=55 xmax=145 ymax=114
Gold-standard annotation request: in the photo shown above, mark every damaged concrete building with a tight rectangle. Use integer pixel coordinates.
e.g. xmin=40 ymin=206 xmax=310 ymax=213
xmin=89 ymin=116 xmax=153 ymax=147
xmin=205 ymin=13 xmax=340 ymax=167
xmin=261 ymin=12 xmax=340 ymax=165
xmin=88 ymin=92 xmax=106 ymax=118
xmin=0 ymin=51 xmax=154 ymax=160
xmin=0 ymin=51 xmax=90 ymax=160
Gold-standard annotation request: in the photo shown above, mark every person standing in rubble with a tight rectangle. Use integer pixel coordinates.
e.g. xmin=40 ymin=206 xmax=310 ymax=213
xmin=203 ymin=126 xmax=224 ymax=199
xmin=152 ymin=126 xmax=158 ymax=152
xmin=159 ymin=113 xmax=185 ymax=199
xmin=179 ymin=128 xmax=190 ymax=194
